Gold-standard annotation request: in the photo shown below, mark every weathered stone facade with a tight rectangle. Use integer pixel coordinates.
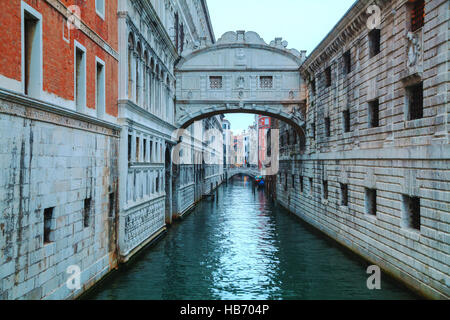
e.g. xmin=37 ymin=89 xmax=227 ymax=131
xmin=0 ymin=91 xmax=120 ymax=300
xmin=278 ymin=0 xmax=449 ymax=299
xmin=0 ymin=0 xmax=120 ymax=300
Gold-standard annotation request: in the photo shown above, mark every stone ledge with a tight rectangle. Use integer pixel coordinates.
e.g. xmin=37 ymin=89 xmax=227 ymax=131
xmin=0 ymin=88 xmax=121 ymax=137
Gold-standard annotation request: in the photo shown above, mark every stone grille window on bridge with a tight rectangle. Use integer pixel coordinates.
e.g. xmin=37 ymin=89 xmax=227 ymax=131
xmin=410 ymin=0 xmax=425 ymax=32
xmin=209 ymin=76 xmax=223 ymax=89
xmin=406 ymin=82 xmax=424 ymax=120
xmin=259 ymin=76 xmax=273 ymax=89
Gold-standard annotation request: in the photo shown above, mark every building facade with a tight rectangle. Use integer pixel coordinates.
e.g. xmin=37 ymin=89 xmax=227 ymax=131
xmin=278 ymin=0 xmax=449 ymax=299
xmin=0 ymin=0 xmax=120 ymax=299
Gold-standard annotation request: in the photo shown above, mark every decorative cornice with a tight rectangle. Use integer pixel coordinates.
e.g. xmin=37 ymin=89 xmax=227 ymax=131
xmin=119 ymin=99 xmax=177 ymax=132
xmin=135 ymin=0 xmax=178 ymax=59
xmin=300 ymin=0 xmax=391 ymax=77
xmin=0 ymin=88 xmax=121 ymax=136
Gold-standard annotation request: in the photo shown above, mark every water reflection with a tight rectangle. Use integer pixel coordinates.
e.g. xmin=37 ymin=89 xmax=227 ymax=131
xmin=86 ymin=177 xmax=417 ymax=300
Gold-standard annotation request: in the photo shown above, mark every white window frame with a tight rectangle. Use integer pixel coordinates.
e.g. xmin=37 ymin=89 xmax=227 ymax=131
xmin=95 ymin=0 xmax=105 ymax=20
xmin=95 ymin=56 xmax=106 ymax=119
xmin=21 ymin=1 xmax=43 ymax=98
xmin=74 ymin=40 xmax=87 ymax=113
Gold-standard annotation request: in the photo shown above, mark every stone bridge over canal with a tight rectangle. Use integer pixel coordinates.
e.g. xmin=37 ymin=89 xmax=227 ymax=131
xmin=175 ymin=31 xmax=308 ymax=135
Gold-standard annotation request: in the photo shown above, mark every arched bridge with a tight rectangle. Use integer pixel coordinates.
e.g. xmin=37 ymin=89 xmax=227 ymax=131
xmin=227 ymin=167 xmax=261 ymax=180
xmin=175 ymin=31 xmax=308 ymax=135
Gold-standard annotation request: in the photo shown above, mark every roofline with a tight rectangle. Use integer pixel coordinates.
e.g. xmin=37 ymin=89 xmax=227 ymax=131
xmin=201 ymin=0 xmax=216 ymax=44
xmin=301 ymin=0 xmax=367 ymax=71
xmin=178 ymin=42 xmax=304 ymax=69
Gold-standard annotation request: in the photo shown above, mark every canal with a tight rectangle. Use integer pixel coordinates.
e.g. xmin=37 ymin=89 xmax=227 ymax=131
xmin=86 ymin=176 xmax=417 ymax=300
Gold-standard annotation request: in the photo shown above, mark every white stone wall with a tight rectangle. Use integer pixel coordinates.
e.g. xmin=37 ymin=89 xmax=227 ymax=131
xmin=279 ymin=0 xmax=449 ymax=299
xmin=0 ymin=97 xmax=120 ymax=300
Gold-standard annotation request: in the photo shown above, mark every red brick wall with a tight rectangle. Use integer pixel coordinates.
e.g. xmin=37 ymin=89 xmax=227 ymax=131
xmin=0 ymin=0 xmax=118 ymax=117
xmin=0 ymin=1 xmax=22 ymax=82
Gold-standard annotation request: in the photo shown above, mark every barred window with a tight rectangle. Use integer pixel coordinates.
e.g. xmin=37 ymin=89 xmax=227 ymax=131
xmin=260 ymin=76 xmax=273 ymax=89
xmin=324 ymin=67 xmax=331 ymax=87
xmin=210 ymin=76 xmax=222 ymax=89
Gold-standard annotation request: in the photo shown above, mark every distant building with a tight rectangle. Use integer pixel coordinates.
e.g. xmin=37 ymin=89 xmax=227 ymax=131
xmin=257 ymin=115 xmax=272 ymax=170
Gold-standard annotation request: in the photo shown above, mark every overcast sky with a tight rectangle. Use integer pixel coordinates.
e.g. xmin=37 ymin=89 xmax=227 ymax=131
xmin=207 ymin=0 xmax=356 ymax=133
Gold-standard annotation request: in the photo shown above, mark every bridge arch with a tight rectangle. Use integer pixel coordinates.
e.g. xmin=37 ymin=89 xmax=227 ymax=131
xmin=175 ymin=31 xmax=308 ymax=136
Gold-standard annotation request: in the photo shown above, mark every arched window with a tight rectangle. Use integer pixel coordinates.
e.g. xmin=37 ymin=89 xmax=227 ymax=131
xmin=150 ymin=58 xmax=155 ymax=112
xmin=144 ymin=51 xmax=149 ymax=109
xmin=136 ymin=42 xmax=142 ymax=105
xmin=127 ymin=33 xmax=134 ymax=100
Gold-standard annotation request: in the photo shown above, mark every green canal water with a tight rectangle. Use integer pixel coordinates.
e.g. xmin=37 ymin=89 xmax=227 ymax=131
xmin=86 ymin=177 xmax=417 ymax=300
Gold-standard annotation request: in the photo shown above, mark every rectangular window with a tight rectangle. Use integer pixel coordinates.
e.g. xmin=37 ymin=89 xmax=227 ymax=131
xmin=95 ymin=0 xmax=105 ymax=19
xmin=83 ymin=198 xmax=92 ymax=228
xmin=402 ymin=195 xmax=421 ymax=231
xmin=260 ymin=76 xmax=273 ymax=89
xmin=108 ymin=193 xmax=115 ymax=218
xmin=150 ymin=141 xmax=153 ymax=162
xmin=311 ymin=122 xmax=316 ymax=140
xmin=325 ymin=67 xmax=331 ymax=87
xmin=343 ymin=109 xmax=351 ymax=133
xmin=300 ymin=176 xmax=304 ymax=193
xmin=365 ymin=188 xmax=377 ymax=216
xmin=96 ymin=59 xmax=105 ymax=118
xmin=75 ymin=43 xmax=86 ymax=112
xmin=292 ymin=175 xmax=295 ymax=189
xmin=311 ymin=78 xmax=316 ymax=96
xmin=23 ymin=5 xmax=42 ymax=98
xmin=128 ymin=134 xmax=132 ymax=162
xmin=43 ymin=207 xmax=54 ymax=244
xmin=411 ymin=0 xmax=425 ymax=32
xmin=284 ymin=173 xmax=288 ymax=191
xmin=369 ymin=29 xmax=381 ymax=58
xmin=136 ymin=137 xmax=140 ymax=162
xmin=407 ymin=82 xmax=423 ymax=120
xmin=343 ymin=50 xmax=351 ymax=75
xmin=143 ymin=139 xmax=147 ymax=161
xmin=325 ymin=117 xmax=331 ymax=137
xmin=209 ymin=76 xmax=222 ymax=89
xmin=340 ymin=183 xmax=348 ymax=206
xmin=309 ymin=178 xmax=313 ymax=195
xmin=322 ymin=180 xmax=328 ymax=199
xmin=368 ymin=99 xmax=380 ymax=128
